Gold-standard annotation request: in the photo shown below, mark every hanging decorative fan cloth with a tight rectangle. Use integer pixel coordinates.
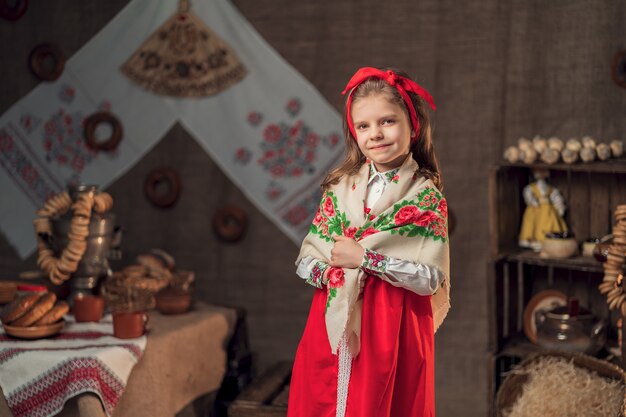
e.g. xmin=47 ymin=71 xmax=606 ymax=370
xmin=121 ymin=0 xmax=246 ymax=97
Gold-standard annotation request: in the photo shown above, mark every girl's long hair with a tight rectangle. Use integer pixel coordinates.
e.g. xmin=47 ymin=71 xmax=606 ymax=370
xmin=321 ymin=69 xmax=443 ymax=192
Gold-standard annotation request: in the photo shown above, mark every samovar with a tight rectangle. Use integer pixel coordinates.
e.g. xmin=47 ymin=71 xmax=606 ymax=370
xmin=47 ymin=184 xmax=121 ymax=300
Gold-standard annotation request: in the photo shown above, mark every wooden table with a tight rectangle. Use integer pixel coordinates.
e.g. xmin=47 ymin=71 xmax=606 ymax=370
xmin=0 ymin=302 xmax=237 ymax=417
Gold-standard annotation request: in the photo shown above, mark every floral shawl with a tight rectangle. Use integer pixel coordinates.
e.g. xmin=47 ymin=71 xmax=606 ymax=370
xmin=296 ymin=154 xmax=451 ymax=355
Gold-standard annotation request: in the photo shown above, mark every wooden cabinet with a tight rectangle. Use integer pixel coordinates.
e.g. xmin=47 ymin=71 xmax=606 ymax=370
xmin=487 ymin=159 xmax=626 ymax=417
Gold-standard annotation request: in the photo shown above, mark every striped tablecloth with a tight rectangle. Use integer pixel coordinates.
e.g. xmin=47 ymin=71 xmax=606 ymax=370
xmin=0 ymin=315 xmax=146 ymax=417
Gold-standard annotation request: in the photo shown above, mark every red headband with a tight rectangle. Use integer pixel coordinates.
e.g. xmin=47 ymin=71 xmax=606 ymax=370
xmin=341 ymin=67 xmax=436 ymax=141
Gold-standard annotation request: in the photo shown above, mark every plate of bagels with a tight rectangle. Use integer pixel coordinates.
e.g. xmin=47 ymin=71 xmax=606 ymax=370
xmin=1 ymin=291 xmax=68 ymax=339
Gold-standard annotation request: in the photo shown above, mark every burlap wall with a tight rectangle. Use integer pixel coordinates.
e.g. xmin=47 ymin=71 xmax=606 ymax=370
xmin=1 ymin=1 xmax=624 ymax=416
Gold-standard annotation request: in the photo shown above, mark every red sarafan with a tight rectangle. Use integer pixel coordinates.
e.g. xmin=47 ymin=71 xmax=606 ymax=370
xmin=288 ymin=278 xmax=435 ymax=417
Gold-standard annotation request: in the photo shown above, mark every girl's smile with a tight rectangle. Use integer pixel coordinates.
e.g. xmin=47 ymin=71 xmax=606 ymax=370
xmin=350 ymin=94 xmax=413 ymax=171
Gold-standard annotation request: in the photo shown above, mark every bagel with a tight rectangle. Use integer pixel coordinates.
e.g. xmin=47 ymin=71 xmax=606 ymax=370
xmin=149 ymin=249 xmax=176 ymax=271
xmin=34 ymin=301 xmax=69 ymax=325
xmin=1 ymin=293 xmax=42 ymax=323
xmin=144 ymin=167 xmax=181 ymax=208
xmin=83 ymin=112 xmax=123 ymax=152
xmin=29 ymin=43 xmax=65 ymax=81
xmin=213 ymin=205 xmax=247 ymax=242
xmin=11 ymin=292 xmax=57 ymax=326
xmin=0 ymin=0 xmax=28 ymax=21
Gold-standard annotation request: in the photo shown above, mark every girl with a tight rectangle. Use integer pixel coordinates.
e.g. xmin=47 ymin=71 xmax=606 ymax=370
xmin=287 ymin=67 xmax=451 ymax=417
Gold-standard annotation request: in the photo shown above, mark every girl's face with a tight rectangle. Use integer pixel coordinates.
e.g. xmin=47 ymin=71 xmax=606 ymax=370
xmin=350 ymin=93 xmax=413 ymax=172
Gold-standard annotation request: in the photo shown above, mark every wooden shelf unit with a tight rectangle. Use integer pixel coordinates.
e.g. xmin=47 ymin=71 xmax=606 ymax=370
xmin=487 ymin=161 xmax=626 ymax=417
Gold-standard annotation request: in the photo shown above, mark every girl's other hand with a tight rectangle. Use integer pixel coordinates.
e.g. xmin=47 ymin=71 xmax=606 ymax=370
xmin=330 ymin=235 xmax=365 ymax=268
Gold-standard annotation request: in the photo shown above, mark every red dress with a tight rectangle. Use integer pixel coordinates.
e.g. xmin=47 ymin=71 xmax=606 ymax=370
xmin=287 ymin=277 xmax=435 ymax=417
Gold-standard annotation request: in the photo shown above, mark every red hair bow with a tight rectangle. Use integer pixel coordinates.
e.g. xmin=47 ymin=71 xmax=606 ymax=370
xmin=341 ymin=67 xmax=436 ymax=141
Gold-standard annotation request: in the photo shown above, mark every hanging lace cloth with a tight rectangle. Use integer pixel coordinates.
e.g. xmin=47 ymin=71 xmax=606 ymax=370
xmin=121 ymin=0 xmax=246 ymax=97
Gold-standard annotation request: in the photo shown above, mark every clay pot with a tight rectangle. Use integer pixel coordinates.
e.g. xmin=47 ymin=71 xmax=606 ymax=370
xmin=155 ymin=288 xmax=191 ymax=315
xmin=112 ymin=311 xmax=149 ymax=339
xmin=73 ymin=295 xmax=105 ymax=322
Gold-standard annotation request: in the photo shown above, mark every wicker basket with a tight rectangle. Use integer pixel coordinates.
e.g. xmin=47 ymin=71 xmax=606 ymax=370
xmin=496 ymin=351 xmax=626 ymax=417
xmin=101 ymin=273 xmax=155 ymax=312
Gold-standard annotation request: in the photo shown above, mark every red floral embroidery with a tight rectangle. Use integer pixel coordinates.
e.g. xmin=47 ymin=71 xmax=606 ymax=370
xmin=437 ymin=199 xmax=448 ymax=219
xmin=323 ymin=196 xmax=335 ymax=217
xmin=327 ymin=267 xmax=345 ymax=288
xmin=263 ymin=124 xmax=281 ymax=143
xmin=310 ymin=262 xmax=326 ymax=286
xmin=271 ymin=165 xmax=285 ymax=176
xmin=312 ymin=209 xmax=323 ymax=226
xmin=326 ymin=133 xmax=340 ymax=147
xmin=286 ymin=98 xmax=302 ymax=116
xmin=360 ymin=227 xmax=378 ymax=239
xmin=288 ymin=121 xmax=303 ymax=137
xmin=234 ymin=147 xmax=251 ymax=164
xmin=344 ymin=226 xmax=358 ymax=238
xmin=394 ymin=205 xmax=420 ymax=226
xmin=415 ymin=210 xmax=438 ymax=227
xmin=365 ymin=251 xmax=385 ymax=268
xmin=391 ymin=174 xmax=400 ymax=182
xmin=430 ymin=215 xmax=448 ymax=238
xmin=305 ymin=132 xmax=320 ymax=147
xmin=247 ymin=111 xmax=263 ymax=126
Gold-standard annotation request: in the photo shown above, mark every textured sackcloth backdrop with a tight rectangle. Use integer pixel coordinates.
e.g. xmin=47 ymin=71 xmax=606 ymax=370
xmin=1 ymin=1 xmax=625 ymax=417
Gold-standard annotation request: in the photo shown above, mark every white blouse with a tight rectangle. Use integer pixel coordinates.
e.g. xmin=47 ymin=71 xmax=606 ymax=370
xmin=296 ymin=162 xmax=446 ymax=296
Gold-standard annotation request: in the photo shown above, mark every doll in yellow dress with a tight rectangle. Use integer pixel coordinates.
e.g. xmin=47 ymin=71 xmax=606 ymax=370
xmin=518 ymin=168 xmax=568 ymax=251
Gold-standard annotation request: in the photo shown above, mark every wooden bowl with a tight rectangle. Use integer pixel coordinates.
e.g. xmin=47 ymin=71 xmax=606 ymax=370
xmin=2 ymin=320 xmax=64 ymax=339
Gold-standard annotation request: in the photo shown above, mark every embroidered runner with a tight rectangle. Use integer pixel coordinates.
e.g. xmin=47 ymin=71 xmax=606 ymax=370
xmin=0 ymin=316 xmax=146 ymax=417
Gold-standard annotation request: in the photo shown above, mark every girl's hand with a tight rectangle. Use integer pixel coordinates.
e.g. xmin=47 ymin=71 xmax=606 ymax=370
xmin=330 ymin=235 xmax=365 ymax=268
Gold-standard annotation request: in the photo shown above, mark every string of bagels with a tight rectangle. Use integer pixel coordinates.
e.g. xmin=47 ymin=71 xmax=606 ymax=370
xmin=33 ymin=190 xmax=114 ymax=285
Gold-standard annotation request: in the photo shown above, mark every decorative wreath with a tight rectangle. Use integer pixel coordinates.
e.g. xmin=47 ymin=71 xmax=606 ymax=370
xmin=213 ymin=205 xmax=247 ymax=242
xmin=598 ymin=204 xmax=626 ymax=314
xmin=144 ymin=167 xmax=181 ymax=208
xmin=34 ymin=190 xmax=114 ymax=285
xmin=28 ymin=43 xmax=65 ymax=81
xmin=83 ymin=112 xmax=124 ymax=151
xmin=0 ymin=0 xmax=28 ymax=21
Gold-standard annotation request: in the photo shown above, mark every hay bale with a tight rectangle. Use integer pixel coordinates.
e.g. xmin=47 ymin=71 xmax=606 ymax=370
xmin=497 ymin=352 xmax=626 ymax=417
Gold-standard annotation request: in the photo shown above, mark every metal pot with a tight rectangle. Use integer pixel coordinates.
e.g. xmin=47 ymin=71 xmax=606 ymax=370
xmin=535 ymin=300 xmax=606 ymax=355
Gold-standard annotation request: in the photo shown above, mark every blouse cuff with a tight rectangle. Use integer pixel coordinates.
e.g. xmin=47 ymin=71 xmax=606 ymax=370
xmin=306 ymin=260 xmax=329 ymax=288
xmin=361 ymin=248 xmax=389 ymax=275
